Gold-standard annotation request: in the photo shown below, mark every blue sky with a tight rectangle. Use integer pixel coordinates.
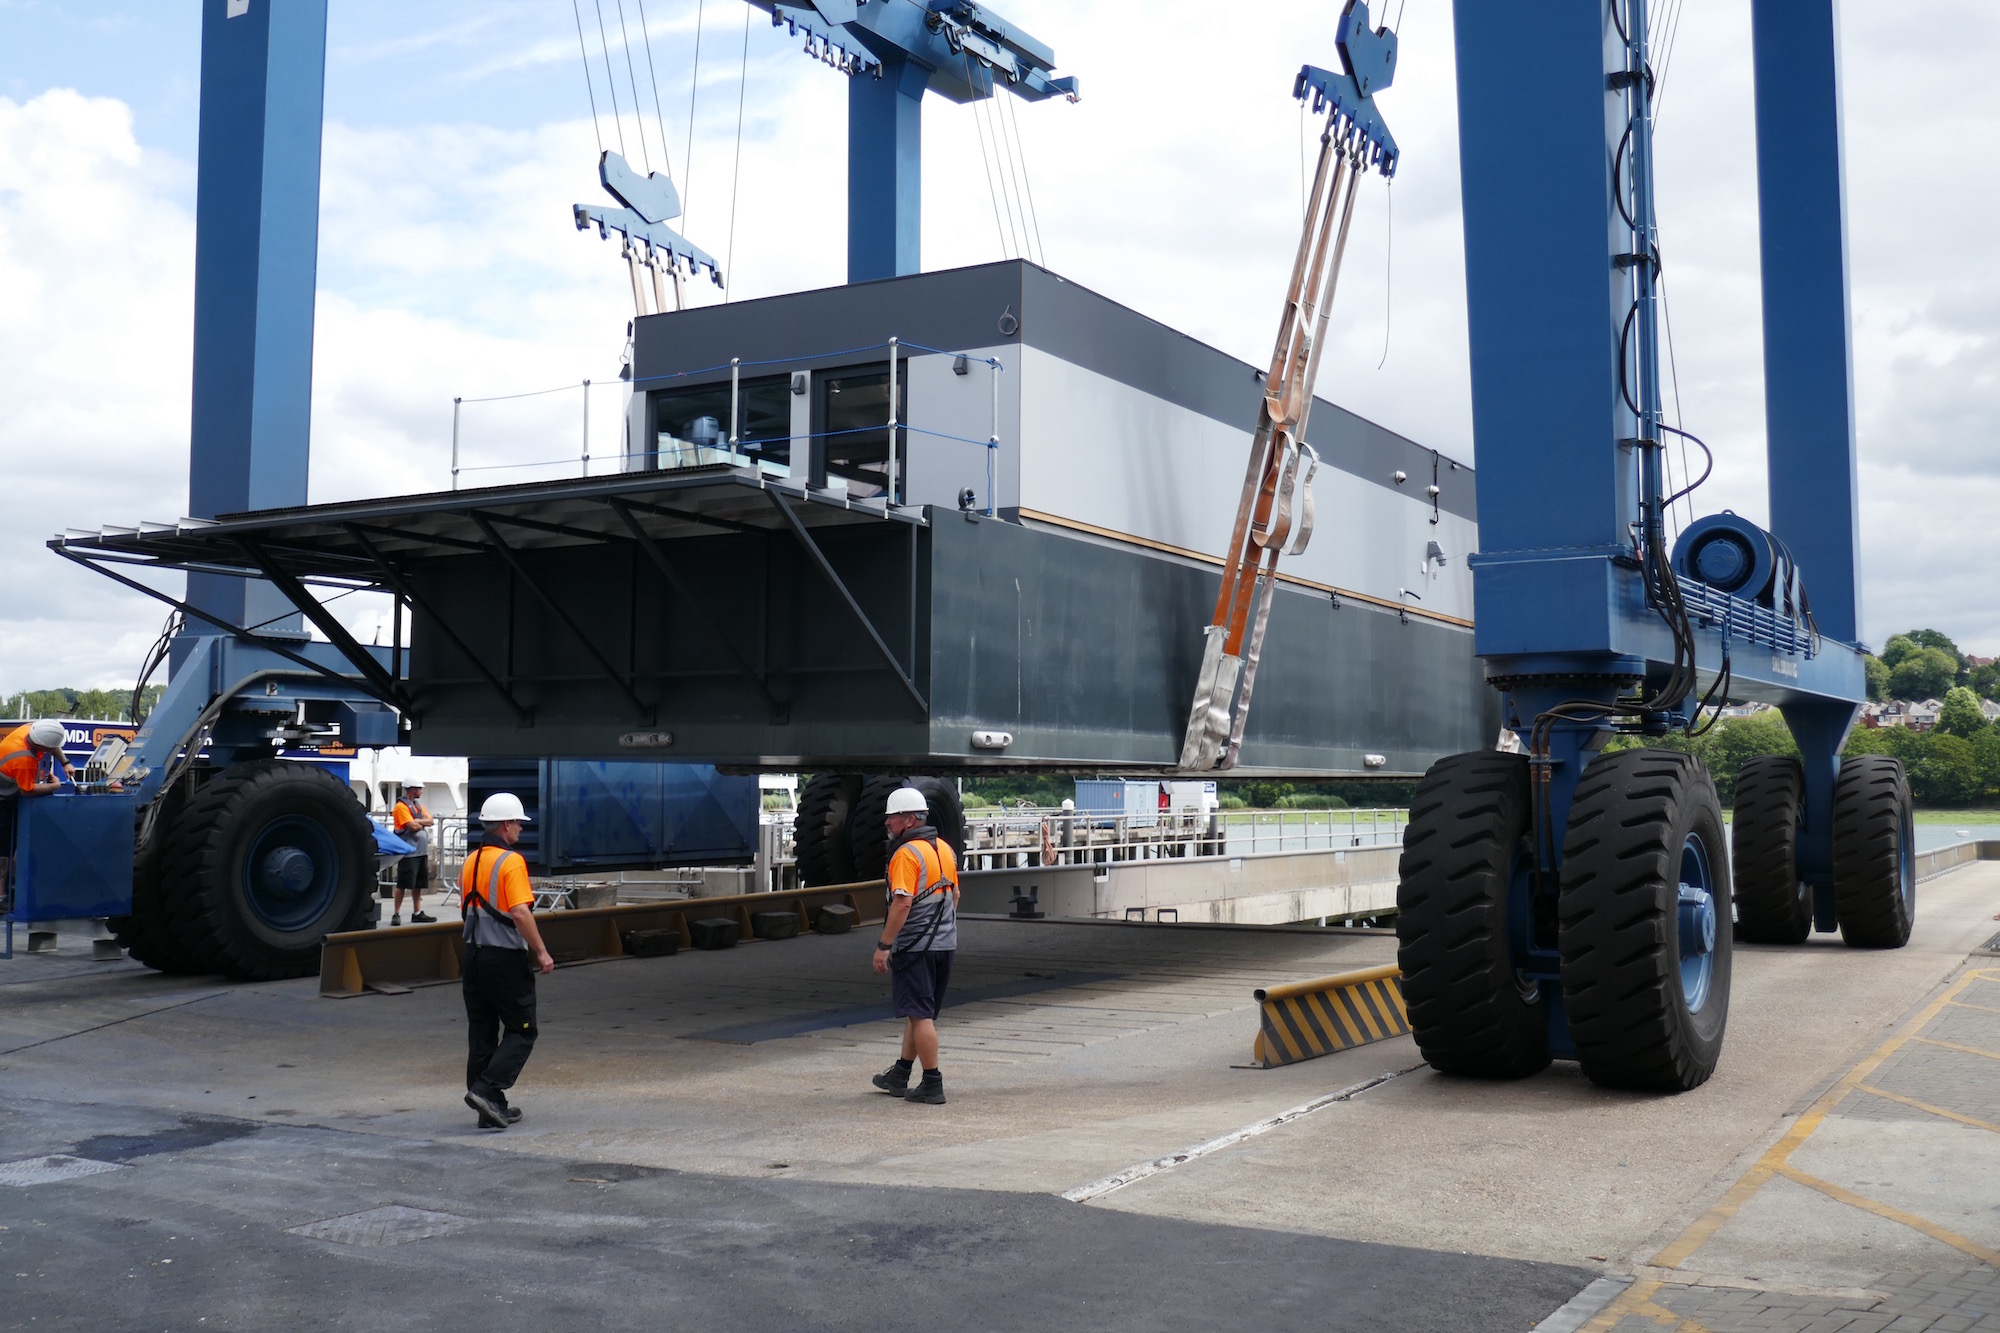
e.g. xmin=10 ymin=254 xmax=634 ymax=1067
xmin=2 ymin=0 xmax=1997 ymax=692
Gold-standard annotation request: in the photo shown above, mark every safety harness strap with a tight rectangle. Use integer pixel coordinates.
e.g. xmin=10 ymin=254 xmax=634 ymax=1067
xmin=890 ymin=836 xmax=956 ymax=958
xmin=462 ymin=847 xmax=524 ymax=945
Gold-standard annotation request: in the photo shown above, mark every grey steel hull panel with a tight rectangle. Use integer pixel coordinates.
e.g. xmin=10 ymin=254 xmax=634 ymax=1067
xmin=403 ymin=508 xmax=1492 ymax=774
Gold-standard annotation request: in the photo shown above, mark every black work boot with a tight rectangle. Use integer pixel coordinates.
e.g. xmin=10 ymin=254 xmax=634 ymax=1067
xmin=465 ymin=1090 xmax=508 ymax=1129
xmin=905 ymin=1072 xmax=946 ymax=1105
xmin=872 ymin=1060 xmax=913 ymax=1094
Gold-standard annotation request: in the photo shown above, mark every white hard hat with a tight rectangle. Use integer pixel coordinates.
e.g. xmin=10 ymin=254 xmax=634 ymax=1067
xmin=885 ymin=786 xmax=927 ymax=817
xmin=26 ymin=720 xmax=65 ymax=749
xmin=478 ymin=792 xmax=531 ymax=823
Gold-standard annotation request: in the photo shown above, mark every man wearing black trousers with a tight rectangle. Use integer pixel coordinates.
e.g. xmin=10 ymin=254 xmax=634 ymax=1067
xmin=459 ymin=792 xmax=554 ymax=1129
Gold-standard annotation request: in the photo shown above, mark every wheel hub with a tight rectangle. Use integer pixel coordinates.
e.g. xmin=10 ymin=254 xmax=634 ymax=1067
xmin=259 ymin=846 xmax=316 ymax=896
xmin=1678 ymin=883 xmax=1716 ymax=956
xmin=1676 ymin=829 xmax=1717 ymax=1014
xmin=241 ymin=813 xmax=343 ymax=932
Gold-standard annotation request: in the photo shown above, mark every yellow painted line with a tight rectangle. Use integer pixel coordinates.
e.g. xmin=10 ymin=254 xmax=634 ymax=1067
xmin=1912 ymin=1035 xmax=2000 ymax=1063
xmin=1856 ymin=1083 xmax=2000 ymax=1135
xmin=1350 ymin=986 xmax=1387 ymax=1042
xmin=1326 ymin=994 xmax=1365 ymax=1045
xmin=1775 ymin=1165 xmax=2000 ymax=1268
xmin=1649 ymin=966 xmax=1990 ymax=1270
xmin=1272 ymin=1012 xmax=1307 ymax=1062
xmin=1303 ymin=992 xmax=1345 ymax=1047
xmin=1579 ymin=1277 xmax=1715 ymax=1333
xmin=1944 ymin=999 xmax=2000 ymax=1017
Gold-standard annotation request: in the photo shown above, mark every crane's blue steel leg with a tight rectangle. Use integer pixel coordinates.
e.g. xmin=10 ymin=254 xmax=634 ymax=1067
xmin=847 ymin=58 xmax=929 ymax=283
xmin=1754 ymin=1 xmax=1864 ymax=911
xmin=185 ymin=0 xmax=327 ymax=641
xmin=1752 ymin=0 xmax=1861 ymax=647
xmin=1452 ymin=1 xmax=1641 ymax=665
xmin=1783 ymin=701 xmax=1856 ymax=931
xmin=1452 ymin=0 xmax=1657 ymax=1052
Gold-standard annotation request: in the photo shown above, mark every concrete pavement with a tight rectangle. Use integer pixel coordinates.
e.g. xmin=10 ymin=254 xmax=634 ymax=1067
xmin=2 ymin=865 xmax=1996 ymax=1330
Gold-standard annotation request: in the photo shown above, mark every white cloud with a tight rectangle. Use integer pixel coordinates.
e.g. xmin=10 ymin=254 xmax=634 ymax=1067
xmin=3 ymin=0 xmax=1998 ymax=704
xmin=0 ymin=89 xmax=194 ymax=691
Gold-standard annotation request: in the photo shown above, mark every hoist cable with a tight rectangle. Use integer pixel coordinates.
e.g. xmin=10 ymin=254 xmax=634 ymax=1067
xmin=961 ymin=56 xmax=1009 ymax=259
xmin=633 ymin=0 xmax=675 ymax=181
xmin=985 ymin=98 xmax=1023 ymax=258
xmin=725 ymin=2 xmax=750 ymax=299
xmin=1299 ymin=100 xmax=1309 ymax=219
xmin=1659 ymin=275 xmax=1696 ymax=527
xmin=1001 ymin=90 xmax=1046 ymax=267
xmin=1375 ymin=177 xmax=1393 ymax=370
xmin=992 ymin=91 xmax=1027 ymax=262
xmin=684 ymin=0 xmax=707 ymax=230
xmin=591 ymin=0 xmax=629 ymax=159
xmin=614 ymin=0 xmax=652 ymax=172
xmin=1652 ymin=0 xmax=1689 ymax=127
xmin=571 ymin=0 xmax=605 ymax=154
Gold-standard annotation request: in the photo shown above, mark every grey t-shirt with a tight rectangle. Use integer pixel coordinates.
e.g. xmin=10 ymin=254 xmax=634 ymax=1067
xmin=395 ymin=799 xmax=431 ymax=856
xmin=886 ymin=829 xmax=958 ymax=953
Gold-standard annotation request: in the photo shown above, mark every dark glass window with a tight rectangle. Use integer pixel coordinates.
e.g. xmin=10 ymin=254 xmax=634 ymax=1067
xmin=649 ymin=375 xmax=791 ymax=471
xmin=815 ymin=364 xmax=906 ymax=501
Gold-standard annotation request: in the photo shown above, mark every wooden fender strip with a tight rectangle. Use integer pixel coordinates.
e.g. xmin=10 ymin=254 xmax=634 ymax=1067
xmin=319 ymin=881 xmax=888 ymax=997
xmin=1250 ymin=964 xmax=1409 ymax=1067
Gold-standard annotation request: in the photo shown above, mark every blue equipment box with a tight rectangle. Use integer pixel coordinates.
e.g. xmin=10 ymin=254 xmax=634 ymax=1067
xmin=5 ymin=794 xmax=137 ymax=922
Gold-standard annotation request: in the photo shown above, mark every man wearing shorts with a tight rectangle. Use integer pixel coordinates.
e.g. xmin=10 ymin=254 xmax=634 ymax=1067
xmin=870 ymin=786 xmax=959 ymax=1105
xmin=390 ymin=783 xmax=436 ymax=925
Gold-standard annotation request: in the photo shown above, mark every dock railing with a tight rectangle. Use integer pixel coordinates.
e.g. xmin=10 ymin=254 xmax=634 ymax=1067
xmin=957 ymin=805 xmax=1408 ymax=872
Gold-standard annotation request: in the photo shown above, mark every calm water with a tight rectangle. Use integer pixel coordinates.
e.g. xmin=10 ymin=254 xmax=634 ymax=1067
xmin=1913 ymin=824 xmax=2000 ymax=852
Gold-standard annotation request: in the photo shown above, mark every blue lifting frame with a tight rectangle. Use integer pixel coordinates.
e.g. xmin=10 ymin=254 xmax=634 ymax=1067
xmin=744 ymin=1 xmax=1079 ymax=283
xmin=1452 ymin=0 xmax=1870 ymax=1027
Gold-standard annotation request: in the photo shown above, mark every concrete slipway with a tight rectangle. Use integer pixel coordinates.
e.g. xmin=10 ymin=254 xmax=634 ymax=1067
xmin=1 ymin=863 xmax=1997 ymax=1331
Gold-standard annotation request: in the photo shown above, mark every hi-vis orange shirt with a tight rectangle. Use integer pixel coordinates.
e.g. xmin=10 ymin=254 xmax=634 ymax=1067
xmin=0 ymin=724 xmax=48 ymax=795
xmin=886 ymin=836 xmax=959 ymax=953
xmin=460 ymin=843 xmax=533 ymax=948
xmin=461 ymin=845 xmax=533 ymax=914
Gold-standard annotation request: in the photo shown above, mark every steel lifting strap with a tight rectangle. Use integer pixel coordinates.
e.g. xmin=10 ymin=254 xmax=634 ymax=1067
xmin=1179 ymin=124 xmax=1362 ymax=772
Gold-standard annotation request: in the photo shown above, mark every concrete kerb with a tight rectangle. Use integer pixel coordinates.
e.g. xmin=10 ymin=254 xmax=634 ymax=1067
xmin=1250 ymin=964 xmax=1411 ymax=1067
xmin=1914 ymin=838 xmax=2000 ymax=882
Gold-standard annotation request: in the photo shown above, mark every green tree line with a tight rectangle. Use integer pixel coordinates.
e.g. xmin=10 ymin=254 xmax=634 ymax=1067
xmin=1866 ymin=627 xmax=1999 ymax=702
xmin=1615 ymin=688 xmax=2000 ymax=807
xmin=1 ymin=685 xmax=165 ymax=724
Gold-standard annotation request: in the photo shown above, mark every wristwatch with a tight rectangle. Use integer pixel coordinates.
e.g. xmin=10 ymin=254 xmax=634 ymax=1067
xmin=875 ymin=940 xmax=894 ymax=951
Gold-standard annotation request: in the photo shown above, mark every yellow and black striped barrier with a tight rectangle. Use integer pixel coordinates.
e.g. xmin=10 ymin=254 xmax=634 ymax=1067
xmin=1251 ymin=964 xmax=1410 ymax=1067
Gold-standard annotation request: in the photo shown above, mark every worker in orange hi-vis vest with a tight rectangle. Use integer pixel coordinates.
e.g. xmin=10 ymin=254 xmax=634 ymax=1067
xmin=458 ymin=792 xmax=554 ymax=1131
xmin=869 ymin=786 xmax=960 ymax=1106
xmin=0 ymin=719 xmax=75 ymax=862
xmin=389 ymin=782 xmax=436 ymax=926
xmin=0 ymin=720 xmax=71 ymax=798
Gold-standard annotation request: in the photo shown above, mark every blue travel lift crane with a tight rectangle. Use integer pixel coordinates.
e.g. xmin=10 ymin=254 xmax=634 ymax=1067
xmin=1391 ymin=0 xmax=1909 ymax=1093
xmin=571 ymin=0 xmax=1078 ymax=293
xmin=0 ymin=0 xmax=1077 ymax=977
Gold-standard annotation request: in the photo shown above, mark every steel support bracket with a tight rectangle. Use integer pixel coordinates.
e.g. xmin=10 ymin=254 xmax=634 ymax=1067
xmin=766 ymin=490 xmax=928 ymax=718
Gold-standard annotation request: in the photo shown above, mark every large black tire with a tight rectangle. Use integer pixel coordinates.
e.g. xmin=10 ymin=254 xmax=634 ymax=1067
xmin=1832 ymin=755 xmax=1916 ymax=948
xmin=848 ymin=774 xmax=909 ymax=882
xmin=1394 ymin=751 xmax=1552 ymax=1079
xmin=110 ymin=783 xmax=212 ymax=975
xmin=1559 ymin=749 xmax=1733 ymax=1092
xmin=158 ymin=760 xmax=376 ymax=982
xmin=794 ymin=774 xmax=861 ymax=886
xmin=907 ymin=777 xmax=967 ymax=864
xmin=1732 ymin=755 xmax=1812 ymax=945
